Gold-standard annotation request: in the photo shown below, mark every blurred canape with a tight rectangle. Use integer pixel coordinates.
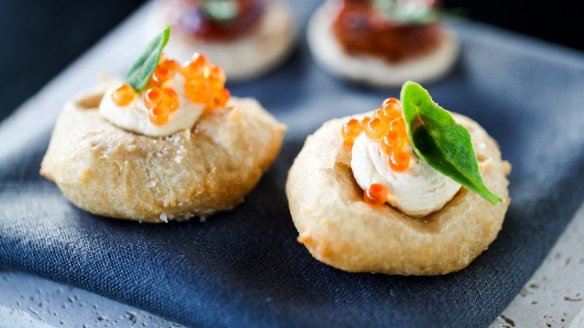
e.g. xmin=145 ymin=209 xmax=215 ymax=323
xmin=308 ymin=0 xmax=459 ymax=87
xmin=150 ymin=0 xmax=295 ymax=81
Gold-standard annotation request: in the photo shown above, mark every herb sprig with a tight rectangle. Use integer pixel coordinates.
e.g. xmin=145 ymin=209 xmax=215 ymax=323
xmin=125 ymin=26 xmax=170 ymax=92
xmin=400 ymin=81 xmax=502 ymax=204
xmin=202 ymin=0 xmax=239 ymax=22
xmin=372 ymin=0 xmax=440 ymax=25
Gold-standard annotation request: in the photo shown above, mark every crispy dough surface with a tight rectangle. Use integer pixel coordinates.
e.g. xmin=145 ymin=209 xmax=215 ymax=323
xmin=307 ymin=4 xmax=459 ymax=87
xmin=41 ymin=89 xmax=285 ymax=223
xmin=286 ymin=113 xmax=510 ymax=275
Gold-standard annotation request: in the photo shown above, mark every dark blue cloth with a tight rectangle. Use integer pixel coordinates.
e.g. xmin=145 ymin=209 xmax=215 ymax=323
xmin=1 ymin=4 xmax=584 ymax=327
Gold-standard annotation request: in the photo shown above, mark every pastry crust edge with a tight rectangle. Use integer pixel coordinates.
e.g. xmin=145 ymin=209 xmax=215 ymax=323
xmin=41 ymin=87 xmax=286 ymax=223
xmin=286 ymin=113 xmax=510 ymax=275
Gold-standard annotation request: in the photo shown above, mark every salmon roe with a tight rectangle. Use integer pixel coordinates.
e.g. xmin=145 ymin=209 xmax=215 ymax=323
xmin=389 ymin=151 xmax=410 ymax=172
xmin=111 ymin=53 xmax=231 ymax=126
xmin=341 ymin=97 xmax=411 ymax=206
xmin=151 ymin=66 xmax=174 ymax=85
xmin=182 ymin=53 xmax=230 ymax=109
xmin=364 ymin=184 xmax=389 ymax=206
xmin=111 ymin=84 xmax=137 ymax=106
xmin=149 ymin=105 xmax=169 ymax=126
xmin=364 ymin=118 xmax=389 ymax=141
xmin=341 ymin=118 xmax=363 ymax=146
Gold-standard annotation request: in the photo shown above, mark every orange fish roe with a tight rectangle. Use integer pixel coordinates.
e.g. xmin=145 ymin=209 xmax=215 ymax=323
xmin=382 ymin=97 xmax=401 ymax=108
xmin=360 ymin=116 xmax=371 ymax=127
xmin=162 ymin=88 xmax=180 ymax=113
xmin=342 ymin=118 xmax=363 ymax=146
xmin=119 ymin=52 xmax=231 ymax=126
xmin=143 ymin=87 xmax=182 ymax=126
xmin=159 ymin=58 xmax=181 ymax=72
xmin=111 ymin=84 xmax=136 ymax=106
xmin=151 ymin=66 xmax=174 ymax=85
xmin=149 ymin=105 xmax=169 ymax=126
xmin=389 ymin=151 xmax=410 ymax=172
xmin=341 ymin=97 xmax=411 ymax=206
xmin=364 ymin=184 xmax=389 ymax=206
xmin=182 ymin=53 xmax=230 ymax=109
xmin=389 ymin=118 xmax=406 ymax=135
xmin=380 ymin=131 xmax=404 ymax=154
xmin=364 ymin=118 xmax=389 ymax=141
xmin=143 ymin=87 xmax=163 ymax=108
xmin=184 ymin=53 xmax=211 ymax=74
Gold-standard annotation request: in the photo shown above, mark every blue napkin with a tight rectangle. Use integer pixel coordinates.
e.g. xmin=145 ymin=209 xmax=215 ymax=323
xmin=1 ymin=2 xmax=584 ymax=327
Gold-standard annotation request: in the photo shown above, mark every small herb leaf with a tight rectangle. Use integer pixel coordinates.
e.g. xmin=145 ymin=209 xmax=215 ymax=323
xmin=126 ymin=26 xmax=170 ymax=91
xmin=400 ymin=81 xmax=502 ymax=204
xmin=202 ymin=0 xmax=239 ymax=22
xmin=372 ymin=0 xmax=440 ymax=24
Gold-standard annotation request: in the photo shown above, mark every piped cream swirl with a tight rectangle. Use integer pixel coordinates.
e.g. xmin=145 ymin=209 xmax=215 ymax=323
xmin=99 ymin=75 xmax=204 ymax=137
xmin=351 ymin=134 xmax=461 ymax=216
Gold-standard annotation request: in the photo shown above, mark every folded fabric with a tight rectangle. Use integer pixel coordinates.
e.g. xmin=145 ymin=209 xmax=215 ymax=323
xmin=1 ymin=2 xmax=584 ymax=327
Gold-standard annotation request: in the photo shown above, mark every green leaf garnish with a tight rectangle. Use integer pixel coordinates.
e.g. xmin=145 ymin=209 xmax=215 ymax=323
xmin=372 ymin=0 xmax=440 ymax=24
xmin=202 ymin=0 xmax=239 ymax=22
xmin=400 ymin=81 xmax=502 ymax=204
xmin=125 ymin=26 xmax=170 ymax=92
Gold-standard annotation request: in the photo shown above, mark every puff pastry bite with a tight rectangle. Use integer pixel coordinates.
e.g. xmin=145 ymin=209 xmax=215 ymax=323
xmin=41 ymin=27 xmax=285 ymax=223
xmin=286 ymin=82 xmax=510 ymax=275
xmin=149 ymin=0 xmax=295 ymax=81
xmin=308 ymin=0 xmax=458 ymax=87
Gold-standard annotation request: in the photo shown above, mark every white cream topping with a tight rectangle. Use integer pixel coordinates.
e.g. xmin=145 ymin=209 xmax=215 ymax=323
xmin=99 ymin=75 xmax=204 ymax=137
xmin=351 ymin=134 xmax=461 ymax=217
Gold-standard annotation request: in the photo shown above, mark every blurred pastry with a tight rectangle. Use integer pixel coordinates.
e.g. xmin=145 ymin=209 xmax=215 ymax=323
xmin=286 ymin=81 xmax=510 ymax=275
xmin=308 ymin=0 xmax=459 ymax=87
xmin=41 ymin=27 xmax=285 ymax=223
xmin=150 ymin=0 xmax=295 ymax=81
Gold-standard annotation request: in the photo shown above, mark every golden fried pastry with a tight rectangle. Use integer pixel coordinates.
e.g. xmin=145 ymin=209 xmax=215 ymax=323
xmin=41 ymin=27 xmax=285 ymax=223
xmin=41 ymin=90 xmax=284 ymax=223
xmin=286 ymin=82 xmax=510 ymax=275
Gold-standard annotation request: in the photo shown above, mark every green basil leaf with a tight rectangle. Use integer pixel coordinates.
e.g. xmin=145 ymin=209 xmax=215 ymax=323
xmin=400 ymin=81 xmax=502 ymax=204
xmin=372 ymin=0 xmax=440 ymax=25
xmin=202 ymin=0 xmax=239 ymax=22
xmin=125 ymin=26 xmax=170 ymax=91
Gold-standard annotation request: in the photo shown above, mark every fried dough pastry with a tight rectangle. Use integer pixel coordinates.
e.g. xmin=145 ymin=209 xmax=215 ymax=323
xmin=307 ymin=4 xmax=459 ymax=87
xmin=286 ymin=113 xmax=510 ymax=275
xmin=41 ymin=88 xmax=285 ymax=223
